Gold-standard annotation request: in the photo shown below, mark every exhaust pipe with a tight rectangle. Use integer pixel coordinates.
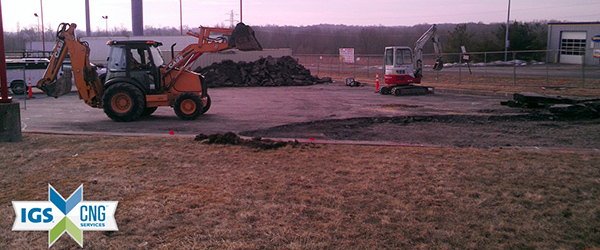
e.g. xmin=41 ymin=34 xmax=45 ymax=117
xmin=171 ymin=43 xmax=177 ymax=59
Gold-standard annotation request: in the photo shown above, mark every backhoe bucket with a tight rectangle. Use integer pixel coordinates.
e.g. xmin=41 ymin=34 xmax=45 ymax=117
xmin=42 ymin=67 xmax=73 ymax=97
xmin=229 ymin=23 xmax=263 ymax=51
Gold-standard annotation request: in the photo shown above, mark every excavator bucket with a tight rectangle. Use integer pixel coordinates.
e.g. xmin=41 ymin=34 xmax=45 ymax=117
xmin=229 ymin=23 xmax=263 ymax=51
xmin=433 ymin=59 xmax=444 ymax=71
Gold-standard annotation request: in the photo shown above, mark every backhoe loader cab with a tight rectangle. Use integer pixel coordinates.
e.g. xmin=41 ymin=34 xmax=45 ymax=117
xmin=105 ymin=41 xmax=164 ymax=94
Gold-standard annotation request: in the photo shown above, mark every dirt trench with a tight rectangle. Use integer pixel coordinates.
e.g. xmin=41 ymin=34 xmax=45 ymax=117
xmin=240 ymin=114 xmax=600 ymax=149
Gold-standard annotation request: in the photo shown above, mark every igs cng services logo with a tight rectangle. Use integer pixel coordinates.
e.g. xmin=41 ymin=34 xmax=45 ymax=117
xmin=12 ymin=184 xmax=118 ymax=247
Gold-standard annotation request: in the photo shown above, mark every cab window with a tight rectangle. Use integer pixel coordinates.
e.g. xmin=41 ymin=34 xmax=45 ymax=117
xmin=107 ymin=46 xmax=126 ymax=71
xmin=385 ymin=48 xmax=393 ymax=66
xmin=395 ymin=48 xmax=412 ymax=65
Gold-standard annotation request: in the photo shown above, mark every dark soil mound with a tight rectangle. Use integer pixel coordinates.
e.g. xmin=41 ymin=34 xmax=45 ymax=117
xmin=194 ymin=132 xmax=297 ymax=150
xmin=195 ymin=56 xmax=332 ymax=88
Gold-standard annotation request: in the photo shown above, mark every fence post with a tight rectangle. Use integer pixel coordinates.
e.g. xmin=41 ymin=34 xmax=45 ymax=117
xmin=366 ymin=56 xmax=370 ymax=79
xmin=317 ymin=54 xmax=320 ymax=76
xmin=353 ymin=58 xmax=356 ymax=79
xmin=582 ymin=54 xmax=585 ymax=88
xmin=329 ymin=55 xmax=332 ymax=77
xmin=340 ymin=57 xmax=343 ymax=78
xmin=546 ymin=50 xmax=549 ymax=85
xmin=512 ymin=51 xmax=517 ymax=86
xmin=484 ymin=52 xmax=487 ymax=80
xmin=458 ymin=53 xmax=462 ymax=84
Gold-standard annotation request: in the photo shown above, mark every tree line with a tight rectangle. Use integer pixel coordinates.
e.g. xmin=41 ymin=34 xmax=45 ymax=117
xmin=252 ymin=21 xmax=549 ymax=56
xmin=4 ymin=21 xmax=550 ymax=61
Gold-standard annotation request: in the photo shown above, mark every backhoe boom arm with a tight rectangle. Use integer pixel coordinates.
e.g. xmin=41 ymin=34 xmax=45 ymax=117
xmin=36 ymin=23 xmax=104 ymax=107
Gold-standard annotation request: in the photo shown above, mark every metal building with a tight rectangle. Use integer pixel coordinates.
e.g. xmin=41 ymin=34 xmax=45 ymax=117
xmin=547 ymin=22 xmax=600 ymax=65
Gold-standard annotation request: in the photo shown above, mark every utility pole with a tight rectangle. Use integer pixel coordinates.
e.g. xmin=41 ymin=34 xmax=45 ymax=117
xmin=131 ymin=0 xmax=143 ymax=36
xmin=40 ymin=0 xmax=45 ymax=52
xmin=179 ymin=0 xmax=183 ymax=35
xmin=85 ymin=0 xmax=91 ymax=36
xmin=504 ymin=0 xmax=511 ymax=62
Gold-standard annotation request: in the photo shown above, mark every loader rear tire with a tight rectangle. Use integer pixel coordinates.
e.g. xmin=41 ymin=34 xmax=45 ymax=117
xmin=174 ymin=92 xmax=203 ymax=120
xmin=102 ymin=83 xmax=145 ymax=122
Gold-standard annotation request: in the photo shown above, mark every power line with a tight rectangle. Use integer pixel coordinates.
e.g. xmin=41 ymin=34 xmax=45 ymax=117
xmin=225 ymin=10 xmax=239 ymax=28
xmin=342 ymin=2 xmax=600 ymax=21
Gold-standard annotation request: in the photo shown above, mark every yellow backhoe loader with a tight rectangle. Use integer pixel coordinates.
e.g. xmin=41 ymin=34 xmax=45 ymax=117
xmin=37 ymin=22 xmax=262 ymax=121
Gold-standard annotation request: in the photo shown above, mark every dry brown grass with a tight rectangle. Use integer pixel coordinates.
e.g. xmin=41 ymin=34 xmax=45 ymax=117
xmin=1 ymin=134 xmax=600 ymax=249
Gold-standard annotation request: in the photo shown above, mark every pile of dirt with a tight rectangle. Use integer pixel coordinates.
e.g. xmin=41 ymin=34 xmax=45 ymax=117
xmin=194 ymin=132 xmax=298 ymax=150
xmin=195 ymin=56 xmax=332 ymax=88
xmin=503 ymin=92 xmax=600 ymax=119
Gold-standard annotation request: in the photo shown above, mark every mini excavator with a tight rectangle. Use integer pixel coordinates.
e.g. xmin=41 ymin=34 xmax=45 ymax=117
xmin=380 ymin=24 xmax=443 ymax=96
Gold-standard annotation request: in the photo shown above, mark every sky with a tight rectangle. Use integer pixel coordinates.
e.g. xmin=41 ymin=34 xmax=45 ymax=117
xmin=1 ymin=0 xmax=599 ymax=33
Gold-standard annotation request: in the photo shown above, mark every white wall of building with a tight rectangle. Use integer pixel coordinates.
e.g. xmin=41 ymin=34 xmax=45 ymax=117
xmin=29 ymin=36 xmax=291 ymax=70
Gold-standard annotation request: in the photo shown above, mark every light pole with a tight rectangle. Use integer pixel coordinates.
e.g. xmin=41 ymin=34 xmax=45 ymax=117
xmin=102 ymin=16 xmax=108 ymax=37
xmin=240 ymin=0 xmax=242 ymax=22
xmin=504 ymin=0 xmax=511 ymax=62
xmin=34 ymin=13 xmax=41 ymax=44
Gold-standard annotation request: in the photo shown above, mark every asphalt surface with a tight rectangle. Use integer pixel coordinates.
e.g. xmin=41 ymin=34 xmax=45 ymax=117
xmin=15 ymin=83 xmax=514 ymax=136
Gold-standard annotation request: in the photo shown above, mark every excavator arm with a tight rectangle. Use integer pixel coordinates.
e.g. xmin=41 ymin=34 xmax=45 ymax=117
xmin=37 ymin=23 xmax=104 ymax=108
xmin=413 ymin=24 xmax=443 ymax=79
xmin=162 ymin=22 xmax=262 ymax=89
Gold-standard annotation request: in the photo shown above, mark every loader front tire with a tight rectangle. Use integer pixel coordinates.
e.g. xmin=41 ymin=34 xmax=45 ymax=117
xmin=102 ymin=83 xmax=145 ymax=122
xmin=174 ymin=92 xmax=203 ymax=120
xmin=201 ymin=94 xmax=211 ymax=114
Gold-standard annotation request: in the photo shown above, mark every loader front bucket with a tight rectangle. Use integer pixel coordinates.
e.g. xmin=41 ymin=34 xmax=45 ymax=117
xmin=229 ymin=23 xmax=263 ymax=51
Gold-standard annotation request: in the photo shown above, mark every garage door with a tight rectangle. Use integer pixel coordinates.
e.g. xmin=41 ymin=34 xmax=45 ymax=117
xmin=560 ymin=31 xmax=587 ymax=64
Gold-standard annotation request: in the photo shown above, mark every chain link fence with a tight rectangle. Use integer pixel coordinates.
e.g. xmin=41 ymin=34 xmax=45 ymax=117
xmin=294 ymin=49 xmax=600 ymax=89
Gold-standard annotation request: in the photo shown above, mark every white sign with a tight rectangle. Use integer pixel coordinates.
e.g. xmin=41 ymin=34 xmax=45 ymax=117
xmin=339 ymin=48 xmax=355 ymax=63
xmin=12 ymin=184 xmax=118 ymax=247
